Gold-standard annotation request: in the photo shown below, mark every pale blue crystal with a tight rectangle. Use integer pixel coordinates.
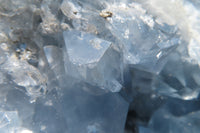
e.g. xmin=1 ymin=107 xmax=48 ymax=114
xmin=0 ymin=111 xmax=20 ymax=133
xmin=149 ymin=108 xmax=200 ymax=133
xmin=43 ymin=45 xmax=66 ymax=86
xmin=152 ymin=53 xmax=200 ymax=100
xmin=63 ymin=30 xmax=111 ymax=65
xmin=0 ymin=54 xmax=47 ymax=101
xmin=60 ymin=84 xmax=129 ymax=133
xmin=63 ymin=30 xmax=123 ymax=92
xmin=104 ymin=3 xmax=180 ymax=73
xmin=0 ymin=0 xmax=200 ymax=133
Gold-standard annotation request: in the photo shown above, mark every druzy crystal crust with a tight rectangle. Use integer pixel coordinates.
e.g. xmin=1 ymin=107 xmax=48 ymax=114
xmin=0 ymin=0 xmax=200 ymax=133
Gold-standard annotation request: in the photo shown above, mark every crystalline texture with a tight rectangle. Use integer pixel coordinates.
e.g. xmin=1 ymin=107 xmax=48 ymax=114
xmin=0 ymin=49 xmax=6 ymax=65
xmin=31 ymin=82 xmax=129 ymax=133
xmin=43 ymin=45 xmax=66 ymax=86
xmin=0 ymin=54 xmax=47 ymax=100
xmin=0 ymin=0 xmax=200 ymax=133
xmin=104 ymin=3 xmax=180 ymax=73
xmin=152 ymin=53 xmax=200 ymax=100
xmin=60 ymin=84 xmax=129 ymax=133
xmin=0 ymin=111 xmax=20 ymax=133
xmin=64 ymin=30 xmax=111 ymax=65
xmin=63 ymin=30 xmax=123 ymax=92
xmin=149 ymin=107 xmax=200 ymax=133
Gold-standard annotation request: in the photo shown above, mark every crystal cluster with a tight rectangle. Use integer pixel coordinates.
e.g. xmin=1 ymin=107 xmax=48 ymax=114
xmin=0 ymin=0 xmax=200 ymax=133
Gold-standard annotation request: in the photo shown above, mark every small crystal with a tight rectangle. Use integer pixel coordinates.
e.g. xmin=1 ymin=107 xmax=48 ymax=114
xmin=44 ymin=45 xmax=66 ymax=85
xmin=0 ymin=111 xmax=20 ymax=133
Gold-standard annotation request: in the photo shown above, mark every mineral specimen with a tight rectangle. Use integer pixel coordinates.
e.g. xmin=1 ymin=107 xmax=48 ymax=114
xmin=0 ymin=0 xmax=200 ymax=133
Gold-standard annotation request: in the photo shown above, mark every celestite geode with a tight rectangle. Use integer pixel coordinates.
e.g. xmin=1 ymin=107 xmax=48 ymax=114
xmin=0 ymin=0 xmax=200 ymax=133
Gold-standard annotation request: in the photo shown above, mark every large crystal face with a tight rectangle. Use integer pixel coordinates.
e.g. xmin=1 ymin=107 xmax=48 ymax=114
xmin=63 ymin=30 xmax=123 ymax=92
xmin=64 ymin=30 xmax=112 ymax=65
xmin=0 ymin=0 xmax=200 ymax=133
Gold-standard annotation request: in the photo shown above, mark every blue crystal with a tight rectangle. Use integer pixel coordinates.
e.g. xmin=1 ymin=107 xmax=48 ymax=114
xmin=63 ymin=30 xmax=123 ymax=92
xmin=0 ymin=0 xmax=200 ymax=133
xmin=103 ymin=3 xmax=180 ymax=73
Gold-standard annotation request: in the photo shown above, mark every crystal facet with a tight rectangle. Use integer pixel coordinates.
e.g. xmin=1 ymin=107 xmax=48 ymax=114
xmin=0 ymin=0 xmax=200 ymax=133
xmin=63 ymin=30 xmax=123 ymax=92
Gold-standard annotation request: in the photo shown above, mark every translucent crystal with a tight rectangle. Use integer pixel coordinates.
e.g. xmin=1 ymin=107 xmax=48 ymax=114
xmin=63 ymin=30 xmax=123 ymax=92
xmin=0 ymin=49 xmax=6 ymax=65
xmin=60 ymin=0 xmax=82 ymax=19
xmin=0 ymin=0 xmax=200 ymax=133
xmin=139 ymin=126 xmax=151 ymax=133
xmin=0 ymin=54 xmax=47 ymax=100
xmin=0 ymin=111 xmax=20 ymax=133
xmin=152 ymin=53 xmax=200 ymax=100
xmin=64 ymin=30 xmax=111 ymax=65
xmin=104 ymin=3 xmax=180 ymax=73
xmin=43 ymin=45 xmax=66 ymax=86
xmin=59 ymin=84 xmax=129 ymax=133
xmin=149 ymin=108 xmax=200 ymax=133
